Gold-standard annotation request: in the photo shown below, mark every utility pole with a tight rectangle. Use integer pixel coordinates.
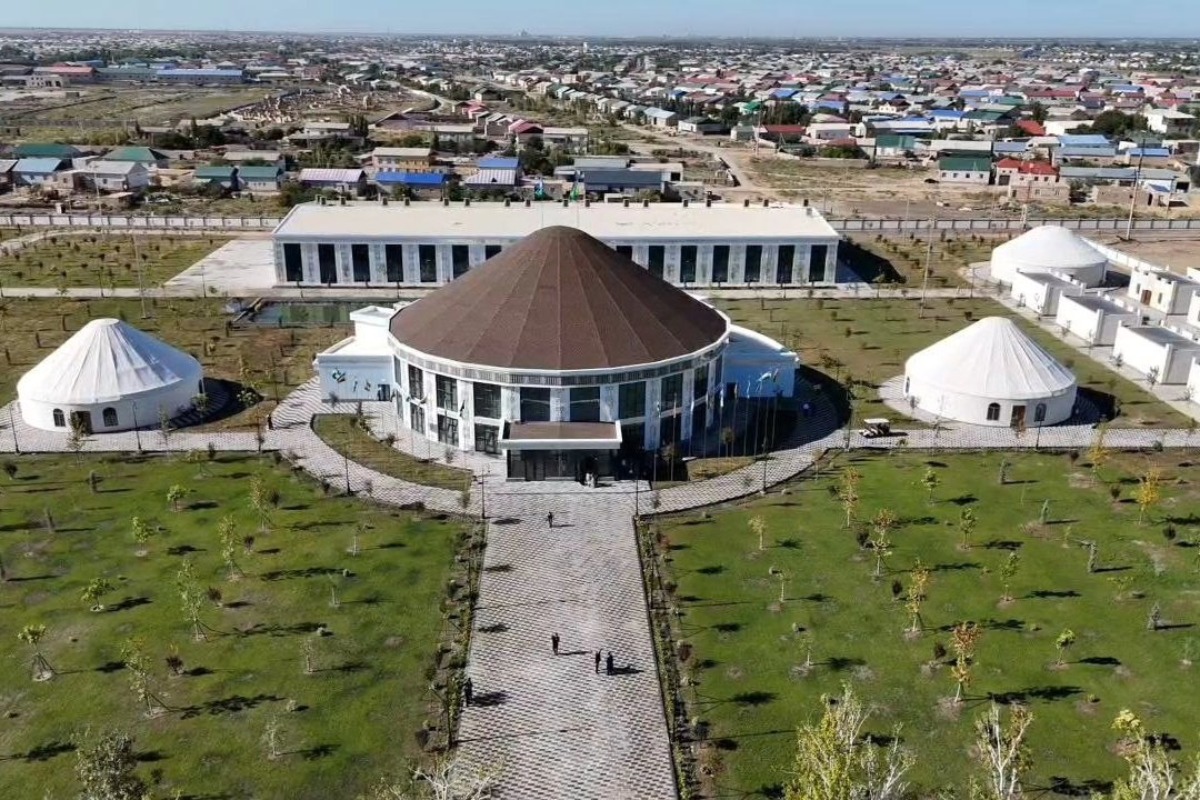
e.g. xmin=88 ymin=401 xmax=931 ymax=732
xmin=132 ymin=235 xmax=147 ymax=319
xmin=8 ymin=404 xmax=19 ymax=453
xmin=919 ymin=206 xmax=937 ymax=318
xmin=1124 ymin=148 xmax=1146 ymax=241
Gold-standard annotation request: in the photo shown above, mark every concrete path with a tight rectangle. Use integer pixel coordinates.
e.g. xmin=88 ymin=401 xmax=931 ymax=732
xmin=456 ymin=487 xmax=676 ymax=800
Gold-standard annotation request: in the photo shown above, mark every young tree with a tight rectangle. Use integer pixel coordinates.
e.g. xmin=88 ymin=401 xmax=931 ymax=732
xmin=785 ymin=684 xmax=912 ymax=800
xmin=869 ymin=510 xmax=897 ymax=581
xmin=950 ymin=622 xmax=982 ymax=704
xmin=999 ymin=551 xmax=1020 ymax=603
xmin=921 ymin=467 xmax=940 ymax=504
xmin=66 ymin=414 xmax=88 ymax=460
xmin=18 ymin=623 xmax=54 ymax=681
xmin=906 ymin=561 xmax=931 ymax=635
xmin=250 ymin=475 xmax=275 ymax=534
xmin=217 ymin=515 xmax=242 ymax=580
xmin=120 ymin=637 xmax=166 ymax=717
xmin=74 ymin=729 xmax=147 ymax=800
xmin=262 ymin=715 xmax=283 ymax=761
xmin=1086 ymin=540 xmax=1099 ymax=574
xmin=130 ymin=515 xmax=154 ymax=551
xmin=837 ymin=467 xmax=861 ymax=529
xmin=166 ymin=483 xmax=188 ymax=512
xmin=1108 ymin=709 xmax=1200 ymax=800
xmin=175 ymin=559 xmax=207 ymax=641
xmin=1136 ymin=469 xmax=1163 ymax=526
xmin=1147 ymin=602 xmax=1162 ymax=632
xmin=1055 ymin=629 xmax=1076 ymax=668
xmin=81 ymin=577 xmax=114 ymax=612
xmin=749 ymin=515 xmax=767 ymax=551
xmin=958 ymin=507 xmax=977 ymax=551
xmin=971 ymin=703 xmax=1034 ymax=800
xmin=1089 ymin=424 xmax=1110 ymax=474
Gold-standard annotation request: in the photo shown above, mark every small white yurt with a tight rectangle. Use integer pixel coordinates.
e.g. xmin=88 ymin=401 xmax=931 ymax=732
xmin=903 ymin=317 xmax=1077 ymax=427
xmin=990 ymin=226 xmax=1108 ymax=287
xmin=17 ymin=319 xmax=204 ymax=433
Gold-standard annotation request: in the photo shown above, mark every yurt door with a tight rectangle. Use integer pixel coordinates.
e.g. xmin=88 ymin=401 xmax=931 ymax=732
xmin=1009 ymin=405 xmax=1026 ymax=428
xmin=69 ymin=411 xmax=93 ymax=435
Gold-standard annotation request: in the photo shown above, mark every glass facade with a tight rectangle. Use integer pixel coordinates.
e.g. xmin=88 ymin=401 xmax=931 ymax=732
xmin=745 ymin=245 xmax=762 ymax=283
xmin=436 ymin=375 xmax=457 ymax=411
xmin=283 ymin=243 xmax=303 ymax=282
xmin=693 ymin=364 xmax=709 ymax=400
xmin=385 ymin=244 xmax=404 ymax=283
xmin=778 ymin=244 xmax=796 ymax=284
xmin=351 ymin=244 xmax=370 ymax=282
xmin=570 ymin=387 xmax=601 ymax=422
xmin=474 ymin=423 xmax=499 ymax=454
xmin=436 ymin=414 xmax=459 ymax=446
xmin=618 ymin=381 xmax=646 ymax=419
xmin=407 ymin=364 xmax=425 ymax=400
xmin=520 ymin=387 xmax=551 ymax=422
xmin=418 ymin=245 xmax=437 ymax=283
xmin=661 ymin=373 xmax=684 ymax=409
xmin=317 ymin=244 xmax=337 ymax=284
xmin=473 ymin=382 xmax=502 ymax=418
xmin=647 ymin=245 xmax=665 ymax=278
xmin=485 ymin=244 xmax=502 ymax=259
xmin=409 ymin=403 xmax=425 ymax=434
xmin=451 ymin=245 xmax=470 ymax=278
xmin=711 ymin=245 xmax=729 ymax=283
xmin=679 ymin=245 xmax=698 ymax=283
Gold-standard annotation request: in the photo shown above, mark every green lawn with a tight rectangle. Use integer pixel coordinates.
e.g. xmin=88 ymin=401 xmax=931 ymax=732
xmin=842 ymin=234 xmax=1003 ymax=286
xmin=655 ymin=450 xmax=1200 ymax=798
xmin=713 ymin=297 xmax=1190 ymax=428
xmin=0 ymin=234 xmax=227 ymax=288
xmin=313 ymin=415 xmax=474 ymax=493
xmin=0 ymin=297 xmax=346 ymax=429
xmin=0 ymin=452 xmax=467 ymax=799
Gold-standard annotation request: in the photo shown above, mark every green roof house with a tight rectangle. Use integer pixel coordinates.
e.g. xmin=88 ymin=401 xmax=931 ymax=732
xmin=193 ymin=165 xmax=238 ymax=190
xmin=236 ymin=165 xmax=284 ymax=193
xmin=13 ymin=143 xmax=83 ymax=160
xmin=105 ymin=146 xmax=171 ymax=168
xmin=937 ymin=156 xmax=993 ymax=185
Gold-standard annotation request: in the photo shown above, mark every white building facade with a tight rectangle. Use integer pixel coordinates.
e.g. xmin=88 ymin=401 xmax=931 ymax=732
xmin=272 ymin=202 xmax=842 ymax=288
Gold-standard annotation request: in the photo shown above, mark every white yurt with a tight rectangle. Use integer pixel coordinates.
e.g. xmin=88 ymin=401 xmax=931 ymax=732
xmin=990 ymin=226 xmax=1108 ymax=287
xmin=903 ymin=317 xmax=1077 ymax=428
xmin=17 ymin=318 xmax=204 ymax=433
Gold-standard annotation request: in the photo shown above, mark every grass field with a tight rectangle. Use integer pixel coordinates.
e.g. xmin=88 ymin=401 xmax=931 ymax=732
xmin=712 ymin=297 xmax=1190 ymax=428
xmin=0 ymin=233 xmax=228 ymax=288
xmin=843 ymin=234 xmax=1005 ymax=286
xmin=0 ymin=298 xmax=346 ymax=428
xmin=313 ymin=415 xmax=474 ymax=493
xmin=655 ymin=449 xmax=1200 ymax=798
xmin=0 ymin=452 xmax=467 ymax=799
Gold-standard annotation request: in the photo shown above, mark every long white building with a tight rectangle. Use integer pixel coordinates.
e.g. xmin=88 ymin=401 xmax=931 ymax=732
xmin=272 ymin=201 xmax=841 ymax=288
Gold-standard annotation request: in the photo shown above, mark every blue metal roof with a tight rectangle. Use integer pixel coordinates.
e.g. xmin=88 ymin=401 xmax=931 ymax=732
xmin=1058 ymin=134 xmax=1112 ymax=147
xmin=156 ymin=68 xmax=243 ymax=77
xmin=14 ymin=158 xmax=65 ymax=173
xmin=1128 ymin=148 xmax=1170 ymax=158
xmin=374 ymin=172 xmax=447 ymax=186
xmin=578 ymin=169 xmax=663 ymax=186
xmin=477 ymin=156 xmax=519 ymax=169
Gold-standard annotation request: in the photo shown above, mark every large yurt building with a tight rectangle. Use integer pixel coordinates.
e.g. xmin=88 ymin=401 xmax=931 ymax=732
xmin=314 ymin=226 xmax=801 ymax=480
xmin=903 ymin=317 xmax=1077 ymax=427
xmin=990 ymin=226 xmax=1108 ymax=287
xmin=17 ymin=319 xmax=204 ymax=433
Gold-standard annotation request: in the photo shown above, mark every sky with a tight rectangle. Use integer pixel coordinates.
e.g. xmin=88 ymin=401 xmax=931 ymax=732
xmin=5 ymin=0 xmax=1200 ymax=39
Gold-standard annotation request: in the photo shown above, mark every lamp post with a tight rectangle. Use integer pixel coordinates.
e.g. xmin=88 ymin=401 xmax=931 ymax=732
xmin=132 ymin=400 xmax=141 ymax=452
xmin=8 ymin=404 xmax=19 ymax=453
xmin=653 ymin=401 xmax=662 ymax=488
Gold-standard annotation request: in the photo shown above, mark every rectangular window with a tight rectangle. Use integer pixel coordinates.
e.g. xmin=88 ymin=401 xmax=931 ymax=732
xmin=693 ymin=364 xmax=709 ymax=401
xmin=616 ymin=245 xmax=633 ymax=259
xmin=777 ymin=244 xmax=795 ymax=284
xmin=436 ymin=376 xmax=457 ymax=411
xmin=658 ymin=414 xmax=683 ymax=446
xmin=744 ymin=244 xmax=762 ymax=283
xmin=419 ymin=245 xmax=438 ymax=283
xmin=484 ymin=244 xmax=502 ymax=259
xmin=473 ymin=382 xmax=502 ymax=418
xmin=385 ymin=244 xmax=405 ymax=283
xmin=570 ymin=386 xmax=600 ymax=422
xmin=451 ymin=245 xmax=471 ymax=278
xmin=810 ymin=244 xmax=829 ymax=282
xmin=520 ymin=387 xmax=551 ymax=422
xmin=351 ymin=243 xmax=371 ymax=283
xmin=409 ymin=403 xmax=425 ymax=434
xmin=661 ymin=373 xmax=684 ymax=409
xmin=618 ymin=381 xmax=646 ymax=419
xmin=437 ymin=414 xmax=459 ymax=446
xmin=679 ymin=245 xmax=698 ymax=283
xmin=317 ymin=243 xmax=337 ymax=284
xmin=711 ymin=245 xmax=729 ymax=284
xmin=283 ymin=243 xmax=303 ymax=282
xmin=407 ymin=364 xmax=425 ymax=400
xmin=620 ymin=422 xmax=644 ymax=451
xmin=647 ymin=245 xmax=665 ymax=278
xmin=474 ymin=423 xmax=499 ymax=454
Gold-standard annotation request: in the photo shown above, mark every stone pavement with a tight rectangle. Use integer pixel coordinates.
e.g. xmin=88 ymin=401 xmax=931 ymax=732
xmin=456 ymin=487 xmax=676 ymax=800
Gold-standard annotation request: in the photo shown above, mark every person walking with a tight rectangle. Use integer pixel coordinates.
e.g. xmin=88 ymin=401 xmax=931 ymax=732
xmin=547 ymin=511 xmax=555 ymax=529
xmin=594 ymin=650 xmax=602 ymax=673
xmin=464 ymin=677 xmax=473 ymax=706
xmin=605 ymin=651 xmax=614 ymax=675
xmin=551 ymin=633 xmax=560 ymax=655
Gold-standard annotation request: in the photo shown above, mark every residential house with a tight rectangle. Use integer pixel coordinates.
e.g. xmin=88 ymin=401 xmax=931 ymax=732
xmin=237 ymin=165 xmax=285 ymax=194
xmin=13 ymin=143 xmax=83 ymax=160
xmin=994 ymin=158 xmax=1059 ymax=186
xmin=0 ymin=159 xmax=16 ymax=192
xmin=298 ymin=168 xmax=368 ymax=195
xmin=222 ymin=150 xmax=285 ymax=168
xmin=872 ymin=134 xmax=920 ymax=159
xmin=1128 ymin=266 xmax=1200 ymax=315
xmin=577 ymin=168 xmax=667 ymax=195
xmin=540 ymin=127 xmax=590 ymax=153
xmin=105 ymin=146 xmax=171 ymax=169
xmin=370 ymin=146 xmax=435 ymax=173
xmin=643 ymin=108 xmax=679 ymax=128
xmin=937 ymin=155 xmax=992 ymax=185
xmin=677 ymin=117 xmax=725 ymax=135
xmin=193 ymin=165 xmax=238 ymax=190
xmin=287 ymin=121 xmax=362 ymax=147
xmin=374 ymin=171 xmax=448 ymax=198
xmin=1112 ymin=325 xmax=1200 ymax=384
xmin=1145 ymin=109 xmax=1195 ymax=136
xmin=81 ymin=160 xmax=151 ymax=192
xmin=13 ymin=158 xmax=69 ymax=186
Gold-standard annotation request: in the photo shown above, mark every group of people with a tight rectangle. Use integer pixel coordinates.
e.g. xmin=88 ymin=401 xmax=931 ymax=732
xmin=463 ymin=633 xmax=623 ymax=706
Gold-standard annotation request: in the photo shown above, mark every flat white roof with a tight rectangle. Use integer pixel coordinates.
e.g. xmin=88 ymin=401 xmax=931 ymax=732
xmin=274 ymin=202 xmax=841 ymax=242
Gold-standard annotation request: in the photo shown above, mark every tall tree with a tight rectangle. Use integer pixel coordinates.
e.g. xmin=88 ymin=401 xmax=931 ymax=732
xmin=971 ymin=703 xmax=1034 ymax=800
xmin=784 ymin=683 xmax=912 ymax=800
xmin=74 ymin=729 xmax=147 ymax=800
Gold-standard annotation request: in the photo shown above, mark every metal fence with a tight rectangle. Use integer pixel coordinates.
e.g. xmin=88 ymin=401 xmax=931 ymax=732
xmin=1 ymin=212 xmax=1199 ymax=234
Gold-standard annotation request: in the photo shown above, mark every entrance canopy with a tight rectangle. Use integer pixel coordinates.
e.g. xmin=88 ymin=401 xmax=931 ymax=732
xmin=499 ymin=421 xmax=622 ymax=451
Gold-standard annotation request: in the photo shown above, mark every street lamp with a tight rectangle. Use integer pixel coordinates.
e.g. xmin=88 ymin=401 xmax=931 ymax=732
xmin=8 ymin=404 xmax=19 ymax=453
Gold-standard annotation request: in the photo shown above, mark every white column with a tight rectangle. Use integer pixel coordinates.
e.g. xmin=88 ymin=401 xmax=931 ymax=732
xmin=763 ymin=244 xmax=779 ymax=284
xmin=502 ymin=386 xmax=521 ymax=422
xmin=680 ymin=369 xmax=694 ymax=439
xmin=730 ymin=244 xmax=746 ymax=284
xmin=599 ymin=384 xmax=618 ymax=422
xmin=436 ymin=244 xmax=452 ymax=284
xmin=457 ymin=380 xmax=473 ymax=451
xmin=549 ymin=388 xmax=567 ymax=422
xmin=302 ymin=243 xmax=319 ymax=283
xmin=644 ymin=377 xmax=661 ymax=450
xmin=697 ymin=245 xmax=713 ymax=285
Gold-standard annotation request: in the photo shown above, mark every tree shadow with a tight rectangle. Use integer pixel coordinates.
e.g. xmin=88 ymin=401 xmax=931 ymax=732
xmin=948 ymin=494 xmax=977 ymax=506
xmin=178 ymin=693 xmax=283 ymax=719
xmin=16 ymin=740 xmax=75 ymax=762
xmin=610 ymin=665 xmax=644 ymax=676
xmin=697 ymin=565 xmax=726 ymax=575
xmin=167 ymin=544 xmax=200 ymax=556
xmin=776 ymin=538 xmax=800 ymax=550
xmin=109 ymin=596 xmax=151 ymax=612
xmin=237 ymin=621 xmax=323 ymax=637
xmin=827 ymin=656 xmax=866 ymax=672
xmin=984 ymin=540 xmax=1023 ymax=551
xmin=260 ymin=567 xmax=337 ymax=581
xmin=95 ymin=660 xmax=125 ymax=673
xmin=478 ymin=622 xmax=509 ymax=634
xmin=731 ymin=691 xmax=775 ymax=707
xmin=801 ymin=593 xmax=832 ymax=603
xmin=292 ymin=744 xmax=338 ymax=761
xmin=714 ymin=622 xmax=742 ymax=633
xmin=1079 ymin=656 xmax=1120 ymax=666
xmin=470 ymin=690 xmax=508 ymax=707
xmin=1027 ymin=590 xmax=1079 ymax=599
xmin=932 ymin=562 xmax=981 ymax=572
xmin=1044 ymin=777 xmax=1114 ymax=797
xmin=989 ymin=685 xmax=1081 ymax=704
xmin=483 ymin=564 xmax=512 ymax=573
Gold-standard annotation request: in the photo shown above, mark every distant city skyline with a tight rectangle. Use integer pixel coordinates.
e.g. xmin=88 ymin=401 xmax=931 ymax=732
xmin=5 ymin=0 xmax=1200 ymax=40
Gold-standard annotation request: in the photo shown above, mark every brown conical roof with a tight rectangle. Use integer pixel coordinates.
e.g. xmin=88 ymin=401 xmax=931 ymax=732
xmin=389 ymin=226 xmax=727 ymax=371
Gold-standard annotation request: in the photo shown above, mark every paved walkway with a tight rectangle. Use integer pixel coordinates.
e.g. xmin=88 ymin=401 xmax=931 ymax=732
xmin=457 ymin=488 xmax=676 ymax=800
